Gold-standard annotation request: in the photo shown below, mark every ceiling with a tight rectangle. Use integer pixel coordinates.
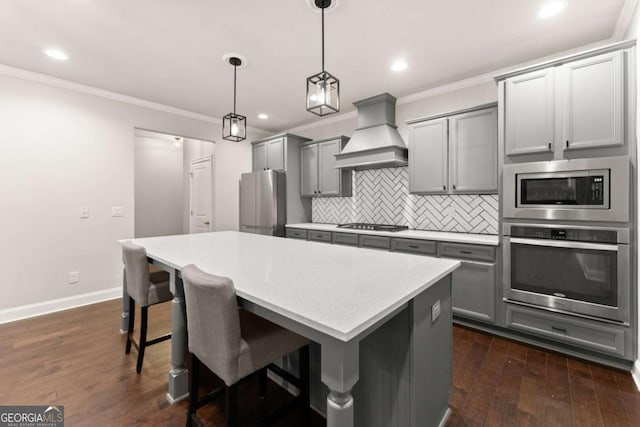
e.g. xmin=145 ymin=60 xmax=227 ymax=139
xmin=0 ymin=0 xmax=633 ymax=132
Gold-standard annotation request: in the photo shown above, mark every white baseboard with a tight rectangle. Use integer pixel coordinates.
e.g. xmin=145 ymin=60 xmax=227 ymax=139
xmin=0 ymin=287 xmax=121 ymax=324
xmin=632 ymin=359 xmax=640 ymax=391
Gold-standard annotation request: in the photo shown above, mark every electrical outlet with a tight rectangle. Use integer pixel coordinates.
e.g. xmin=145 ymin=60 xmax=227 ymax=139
xmin=111 ymin=206 xmax=124 ymax=217
xmin=431 ymin=299 xmax=441 ymax=322
xmin=79 ymin=207 xmax=89 ymax=218
xmin=69 ymin=271 xmax=79 ymax=284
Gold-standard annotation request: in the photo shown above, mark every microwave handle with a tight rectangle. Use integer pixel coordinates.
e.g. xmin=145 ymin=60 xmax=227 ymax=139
xmin=510 ymin=237 xmax=618 ymax=252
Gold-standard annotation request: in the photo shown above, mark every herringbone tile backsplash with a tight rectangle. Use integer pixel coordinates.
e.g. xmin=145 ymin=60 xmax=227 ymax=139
xmin=312 ymin=167 xmax=499 ymax=234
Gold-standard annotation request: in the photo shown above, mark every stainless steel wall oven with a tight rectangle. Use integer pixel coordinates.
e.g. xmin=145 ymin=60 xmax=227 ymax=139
xmin=503 ymin=224 xmax=630 ymax=324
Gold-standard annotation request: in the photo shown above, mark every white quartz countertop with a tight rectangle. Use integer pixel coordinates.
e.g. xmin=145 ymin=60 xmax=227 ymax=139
xmin=123 ymin=231 xmax=460 ymax=342
xmin=287 ymin=223 xmax=500 ymax=246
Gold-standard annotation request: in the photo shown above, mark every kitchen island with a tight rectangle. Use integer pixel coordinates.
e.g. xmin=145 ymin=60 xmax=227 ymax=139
xmin=120 ymin=231 xmax=460 ymax=427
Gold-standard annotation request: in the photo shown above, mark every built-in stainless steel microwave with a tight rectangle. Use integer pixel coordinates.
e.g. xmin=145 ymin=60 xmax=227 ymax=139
xmin=503 ymin=157 xmax=630 ymax=223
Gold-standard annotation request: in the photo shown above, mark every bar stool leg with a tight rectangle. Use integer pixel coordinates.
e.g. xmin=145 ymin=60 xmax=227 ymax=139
xmin=226 ymin=384 xmax=238 ymax=427
xmin=258 ymin=368 xmax=267 ymax=399
xmin=187 ymin=354 xmax=200 ymax=427
xmin=136 ymin=306 xmax=148 ymax=374
xmin=300 ymin=345 xmax=311 ymax=427
xmin=125 ymin=297 xmax=135 ymax=354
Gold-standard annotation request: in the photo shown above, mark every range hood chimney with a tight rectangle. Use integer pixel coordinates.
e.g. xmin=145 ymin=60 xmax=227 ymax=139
xmin=334 ymin=93 xmax=408 ymax=170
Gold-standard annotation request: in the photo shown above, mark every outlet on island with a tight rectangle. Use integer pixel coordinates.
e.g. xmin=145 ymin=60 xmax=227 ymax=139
xmin=431 ymin=299 xmax=441 ymax=322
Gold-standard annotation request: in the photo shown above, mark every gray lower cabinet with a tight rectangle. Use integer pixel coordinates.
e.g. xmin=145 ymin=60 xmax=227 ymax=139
xmin=308 ymin=230 xmax=332 ymax=243
xmin=285 ymin=228 xmax=308 ymax=240
xmin=439 ymin=242 xmax=496 ymax=323
xmin=333 ymin=232 xmax=358 ymax=246
xmin=451 ymin=260 xmax=496 ymax=323
xmin=506 ymin=303 xmax=629 ymax=358
xmin=359 ymin=235 xmax=391 ymax=250
xmin=391 ymin=238 xmax=436 ymax=255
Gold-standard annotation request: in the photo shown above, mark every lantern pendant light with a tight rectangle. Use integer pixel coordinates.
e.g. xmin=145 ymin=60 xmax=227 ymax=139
xmin=306 ymin=0 xmax=339 ymax=116
xmin=223 ymin=57 xmax=247 ymax=142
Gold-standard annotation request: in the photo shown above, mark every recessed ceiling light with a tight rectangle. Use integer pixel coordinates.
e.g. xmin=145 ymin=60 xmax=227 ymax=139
xmin=538 ymin=1 xmax=565 ymax=18
xmin=258 ymin=113 xmax=269 ymax=120
xmin=44 ymin=48 xmax=69 ymax=61
xmin=391 ymin=60 xmax=408 ymax=72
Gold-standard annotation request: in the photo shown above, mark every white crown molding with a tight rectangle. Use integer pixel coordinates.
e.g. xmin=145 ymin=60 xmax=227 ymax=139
xmin=613 ymin=0 xmax=640 ymax=40
xmin=0 ymin=63 xmax=269 ymax=134
xmin=0 ymin=287 xmax=121 ymax=324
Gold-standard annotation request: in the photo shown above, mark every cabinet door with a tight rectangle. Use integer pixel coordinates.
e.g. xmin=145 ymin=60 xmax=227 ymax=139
xmin=300 ymin=144 xmax=318 ymax=197
xmin=252 ymin=142 xmax=268 ymax=172
xmin=409 ymin=118 xmax=448 ymax=193
xmin=451 ymin=260 xmax=495 ymax=323
xmin=505 ymin=68 xmax=555 ymax=156
xmin=267 ymin=137 xmax=285 ymax=170
xmin=450 ymin=107 xmax=497 ymax=193
xmin=562 ymin=51 xmax=624 ymax=150
xmin=317 ymin=139 xmax=341 ymax=196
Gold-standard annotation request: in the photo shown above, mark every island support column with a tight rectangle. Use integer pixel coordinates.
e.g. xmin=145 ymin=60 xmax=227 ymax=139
xmin=167 ymin=270 xmax=189 ymax=403
xmin=321 ymin=339 xmax=360 ymax=427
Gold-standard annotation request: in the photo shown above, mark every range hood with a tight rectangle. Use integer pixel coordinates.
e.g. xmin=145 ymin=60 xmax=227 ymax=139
xmin=334 ymin=93 xmax=408 ymax=170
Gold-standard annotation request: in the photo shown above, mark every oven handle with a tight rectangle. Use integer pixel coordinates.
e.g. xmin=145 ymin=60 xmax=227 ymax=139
xmin=510 ymin=237 xmax=618 ymax=251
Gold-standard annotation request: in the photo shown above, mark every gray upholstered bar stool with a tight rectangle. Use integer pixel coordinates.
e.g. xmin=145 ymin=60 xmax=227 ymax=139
xmin=182 ymin=264 xmax=311 ymax=427
xmin=122 ymin=241 xmax=173 ymax=374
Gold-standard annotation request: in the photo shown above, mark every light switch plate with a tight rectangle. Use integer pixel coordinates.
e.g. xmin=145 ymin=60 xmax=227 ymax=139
xmin=69 ymin=271 xmax=79 ymax=284
xmin=431 ymin=299 xmax=441 ymax=322
xmin=111 ymin=206 xmax=124 ymax=217
xmin=80 ymin=207 xmax=89 ymax=218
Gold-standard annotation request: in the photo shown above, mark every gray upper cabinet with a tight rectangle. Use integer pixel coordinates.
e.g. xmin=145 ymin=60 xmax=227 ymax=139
xmin=505 ymin=68 xmax=555 ymax=156
xmin=252 ymin=142 xmax=268 ymax=172
xmin=562 ymin=50 xmax=624 ymax=151
xmin=300 ymin=136 xmax=351 ymax=197
xmin=450 ymin=108 xmax=498 ymax=193
xmin=409 ymin=118 xmax=448 ymax=194
xmin=499 ymin=43 xmax=631 ymax=162
xmin=252 ymin=137 xmax=284 ymax=172
xmin=409 ymin=106 xmax=497 ymax=194
xmin=300 ymin=144 xmax=318 ymax=197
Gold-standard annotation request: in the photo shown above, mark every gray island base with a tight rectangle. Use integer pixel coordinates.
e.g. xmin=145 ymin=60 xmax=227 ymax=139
xmin=120 ymin=232 xmax=457 ymax=427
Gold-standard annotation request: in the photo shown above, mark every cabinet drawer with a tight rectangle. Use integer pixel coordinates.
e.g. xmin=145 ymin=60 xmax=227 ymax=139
xmin=438 ymin=242 xmax=496 ymax=262
xmin=332 ymin=232 xmax=358 ymax=246
xmin=391 ymin=238 xmax=436 ymax=255
xmin=286 ymin=228 xmax=308 ymax=240
xmin=308 ymin=230 xmax=332 ymax=243
xmin=506 ymin=304 xmax=627 ymax=357
xmin=359 ymin=235 xmax=391 ymax=250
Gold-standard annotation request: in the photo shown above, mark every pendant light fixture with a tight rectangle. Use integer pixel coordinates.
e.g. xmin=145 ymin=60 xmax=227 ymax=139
xmin=306 ymin=0 xmax=339 ymax=116
xmin=223 ymin=56 xmax=246 ymax=142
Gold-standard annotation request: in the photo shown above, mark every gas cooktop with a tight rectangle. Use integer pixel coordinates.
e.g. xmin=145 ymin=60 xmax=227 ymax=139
xmin=337 ymin=223 xmax=409 ymax=232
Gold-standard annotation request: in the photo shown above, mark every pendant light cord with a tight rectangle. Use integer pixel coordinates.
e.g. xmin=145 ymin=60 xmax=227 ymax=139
xmin=321 ymin=6 xmax=325 ymax=73
xmin=233 ymin=63 xmax=237 ymax=114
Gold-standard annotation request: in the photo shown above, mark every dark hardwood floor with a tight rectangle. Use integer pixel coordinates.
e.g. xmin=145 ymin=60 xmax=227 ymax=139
xmin=0 ymin=299 xmax=638 ymax=426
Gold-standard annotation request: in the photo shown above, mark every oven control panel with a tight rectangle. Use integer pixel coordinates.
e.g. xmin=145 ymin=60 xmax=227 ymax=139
xmin=511 ymin=226 xmax=617 ymax=244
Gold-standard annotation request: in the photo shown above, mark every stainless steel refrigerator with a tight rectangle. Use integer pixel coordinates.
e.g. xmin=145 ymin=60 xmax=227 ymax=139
xmin=239 ymin=170 xmax=286 ymax=236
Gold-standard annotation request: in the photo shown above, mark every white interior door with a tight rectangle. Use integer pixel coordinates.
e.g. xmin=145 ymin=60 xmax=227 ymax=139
xmin=190 ymin=156 xmax=213 ymax=233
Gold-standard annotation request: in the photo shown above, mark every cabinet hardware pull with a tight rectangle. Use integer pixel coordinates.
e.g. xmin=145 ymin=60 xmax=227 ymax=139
xmin=566 ymin=140 xmax=569 ymax=148
xmin=442 ymin=185 xmax=446 ymax=190
xmin=453 ymin=185 xmax=456 ymax=190
xmin=551 ymin=325 xmax=567 ymax=333
xmin=548 ymin=142 xmax=552 ymax=150
xmin=460 ymin=250 xmax=472 ymax=254
xmin=408 ymin=245 xmax=419 ymax=249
